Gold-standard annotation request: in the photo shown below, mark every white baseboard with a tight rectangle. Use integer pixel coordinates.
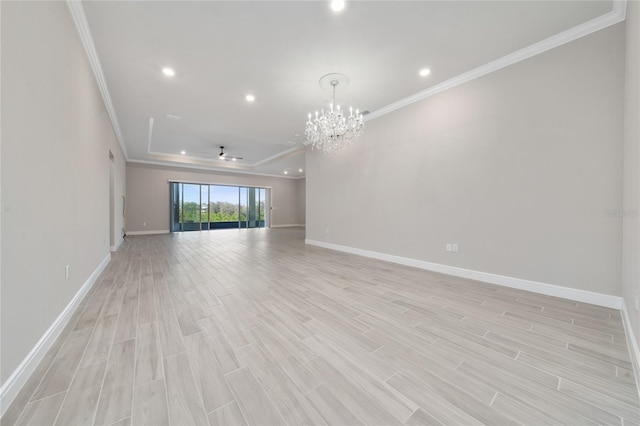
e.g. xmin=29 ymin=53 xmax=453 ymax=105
xmin=0 ymin=253 xmax=111 ymax=417
xmin=110 ymin=236 xmax=124 ymax=252
xmin=621 ymin=300 xmax=640 ymax=397
xmin=305 ymin=239 xmax=622 ymax=310
xmin=271 ymin=224 xmax=306 ymax=228
xmin=126 ymin=229 xmax=169 ymax=236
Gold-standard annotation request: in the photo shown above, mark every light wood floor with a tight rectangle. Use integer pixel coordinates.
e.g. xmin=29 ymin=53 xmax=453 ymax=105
xmin=2 ymin=228 xmax=639 ymax=425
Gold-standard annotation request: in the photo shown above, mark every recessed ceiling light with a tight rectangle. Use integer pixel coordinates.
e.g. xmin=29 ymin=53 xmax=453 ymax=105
xmin=419 ymin=68 xmax=431 ymax=77
xmin=299 ymin=169 xmax=303 ymax=173
xmin=232 ymin=158 xmax=237 ymax=161
xmin=162 ymin=67 xmax=176 ymax=77
xmin=284 ymin=171 xmax=288 ymax=175
xmin=245 ymin=94 xmax=255 ymax=102
xmin=330 ymin=0 xmax=345 ymax=12
xmin=180 ymin=150 xmax=186 ymax=155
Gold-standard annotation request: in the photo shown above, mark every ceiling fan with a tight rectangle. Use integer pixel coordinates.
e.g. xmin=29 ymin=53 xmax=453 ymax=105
xmin=203 ymin=146 xmax=243 ymax=161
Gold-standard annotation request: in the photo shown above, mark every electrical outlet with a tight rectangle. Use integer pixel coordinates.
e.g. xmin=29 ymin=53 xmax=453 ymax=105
xmin=452 ymin=244 xmax=459 ymax=253
xmin=65 ymin=265 xmax=70 ymax=280
xmin=446 ymin=243 xmax=452 ymax=252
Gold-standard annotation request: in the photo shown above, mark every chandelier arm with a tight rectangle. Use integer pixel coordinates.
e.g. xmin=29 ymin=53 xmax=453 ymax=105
xmin=306 ymin=75 xmax=364 ymax=153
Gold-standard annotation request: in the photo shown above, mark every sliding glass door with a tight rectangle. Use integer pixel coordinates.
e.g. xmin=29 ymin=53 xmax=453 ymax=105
xmin=210 ymin=185 xmax=240 ymax=229
xmin=170 ymin=182 xmax=269 ymax=232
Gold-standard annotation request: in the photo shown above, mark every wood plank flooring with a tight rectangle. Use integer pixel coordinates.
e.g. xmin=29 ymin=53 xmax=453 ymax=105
xmin=2 ymin=228 xmax=638 ymax=425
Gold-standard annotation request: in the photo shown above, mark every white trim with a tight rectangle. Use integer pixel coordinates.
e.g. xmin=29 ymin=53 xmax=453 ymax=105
xmin=250 ymin=147 xmax=304 ymax=168
xmin=365 ymin=2 xmax=627 ymax=122
xmin=147 ymin=117 xmax=154 ymax=155
xmin=126 ymin=230 xmax=170 ymax=236
xmin=127 ymin=159 xmax=302 ymax=180
xmin=66 ymin=1 xmax=128 ymax=160
xmin=66 ymin=0 xmax=625 ymax=175
xmin=0 ymin=253 xmax=111 ymax=417
xmin=613 ymin=0 xmax=627 ymax=20
xmin=271 ymin=224 xmax=306 ymax=228
xmin=146 ymin=115 xmax=303 ymax=171
xmin=110 ymin=236 xmax=124 ymax=252
xmin=305 ymin=239 xmax=622 ymax=310
xmin=148 ymin=151 xmax=253 ymax=172
xmin=167 ymin=179 xmax=273 ymax=189
xmin=621 ymin=300 xmax=640 ymax=397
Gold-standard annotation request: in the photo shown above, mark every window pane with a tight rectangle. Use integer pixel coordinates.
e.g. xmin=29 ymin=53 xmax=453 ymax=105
xmin=182 ymin=184 xmax=201 ymax=231
xmin=210 ymin=185 xmax=239 ymax=228
xmin=170 ymin=182 xmax=267 ymax=232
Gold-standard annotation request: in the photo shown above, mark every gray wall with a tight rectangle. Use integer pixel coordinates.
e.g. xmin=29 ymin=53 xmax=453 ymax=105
xmin=307 ymin=23 xmax=625 ymax=297
xmin=126 ymin=163 xmax=301 ymax=232
xmin=622 ymin=1 xmax=640 ymax=354
xmin=1 ymin=1 xmax=126 ymax=383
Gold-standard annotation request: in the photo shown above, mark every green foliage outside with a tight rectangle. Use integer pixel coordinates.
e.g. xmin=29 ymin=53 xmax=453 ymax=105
xmin=180 ymin=201 xmax=265 ymax=223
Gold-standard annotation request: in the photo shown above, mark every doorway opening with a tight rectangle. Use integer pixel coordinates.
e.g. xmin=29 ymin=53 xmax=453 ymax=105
xmin=108 ymin=150 xmax=115 ymax=248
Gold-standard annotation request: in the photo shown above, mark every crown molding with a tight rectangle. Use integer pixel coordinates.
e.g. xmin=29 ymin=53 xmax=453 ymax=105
xmin=127 ymin=159 xmax=304 ymax=179
xmin=613 ymin=0 xmax=627 ymax=20
xmin=69 ymin=0 xmax=626 ymax=167
xmin=66 ymin=0 xmax=128 ymax=160
xmin=148 ymin=151 xmax=253 ymax=171
xmin=146 ymin=115 xmax=305 ymax=174
xmin=251 ymin=146 xmax=305 ymax=167
xmin=147 ymin=116 xmax=154 ymax=154
xmin=366 ymin=0 xmax=627 ymax=122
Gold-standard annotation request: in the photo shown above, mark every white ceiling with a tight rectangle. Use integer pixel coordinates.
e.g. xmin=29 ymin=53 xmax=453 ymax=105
xmin=81 ymin=0 xmax=614 ymax=178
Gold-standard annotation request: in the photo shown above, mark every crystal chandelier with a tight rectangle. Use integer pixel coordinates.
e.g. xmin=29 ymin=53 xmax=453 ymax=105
xmin=305 ymin=74 xmax=364 ymax=154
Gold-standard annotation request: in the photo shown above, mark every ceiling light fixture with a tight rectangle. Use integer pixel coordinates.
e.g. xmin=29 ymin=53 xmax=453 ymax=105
xmin=180 ymin=150 xmax=186 ymax=155
xmin=419 ymin=68 xmax=431 ymax=77
xmin=245 ymin=94 xmax=255 ymax=102
xmin=162 ymin=67 xmax=176 ymax=77
xmin=217 ymin=146 xmax=244 ymax=161
xmin=284 ymin=171 xmax=288 ymax=175
xmin=330 ymin=0 xmax=345 ymax=12
xmin=305 ymin=73 xmax=364 ymax=154
xmin=299 ymin=169 xmax=303 ymax=173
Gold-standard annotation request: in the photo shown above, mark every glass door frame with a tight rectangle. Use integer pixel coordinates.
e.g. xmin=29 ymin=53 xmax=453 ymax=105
xmin=169 ymin=180 xmax=271 ymax=232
